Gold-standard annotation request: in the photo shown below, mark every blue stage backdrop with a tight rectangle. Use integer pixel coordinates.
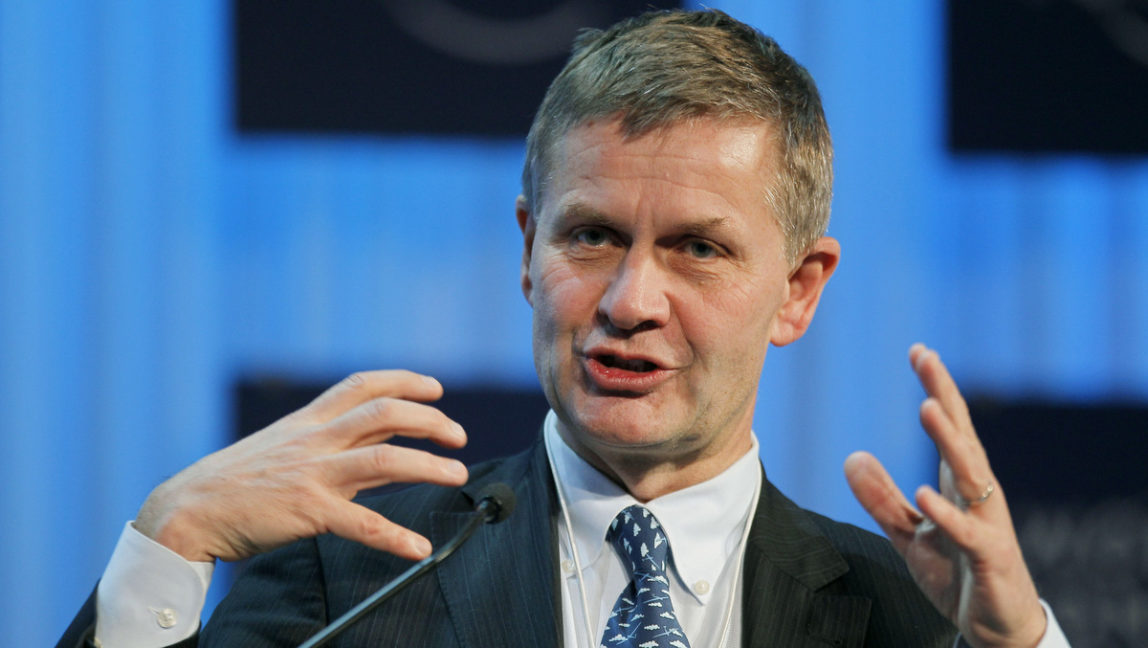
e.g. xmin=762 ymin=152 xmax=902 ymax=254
xmin=1 ymin=1 xmax=1145 ymax=645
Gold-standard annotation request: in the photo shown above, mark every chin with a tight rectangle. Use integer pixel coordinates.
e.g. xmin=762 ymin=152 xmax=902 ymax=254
xmin=562 ymin=397 xmax=685 ymax=450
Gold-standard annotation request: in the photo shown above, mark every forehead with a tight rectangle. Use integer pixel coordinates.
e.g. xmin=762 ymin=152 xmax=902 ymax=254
xmin=540 ymin=117 xmax=780 ymax=226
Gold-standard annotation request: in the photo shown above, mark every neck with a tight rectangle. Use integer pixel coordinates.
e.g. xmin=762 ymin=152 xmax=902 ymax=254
xmin=557 ymin=426 xmax=754 ymax=501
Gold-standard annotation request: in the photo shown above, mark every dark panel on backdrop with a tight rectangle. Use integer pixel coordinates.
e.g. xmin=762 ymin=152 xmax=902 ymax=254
xmin=235 ymin=377 xmax=550 ymax=470
xmin=970 ymin=399 xmax=1148 ymax=647
xmin=234 ymin=0 xmax=681 ymax=136
xmin=948 ymin=0 xmax=1148 ymax=154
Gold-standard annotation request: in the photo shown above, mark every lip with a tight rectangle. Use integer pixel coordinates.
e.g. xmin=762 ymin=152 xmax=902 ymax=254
xmin=580 ymin=348 xmax=676 ymax=393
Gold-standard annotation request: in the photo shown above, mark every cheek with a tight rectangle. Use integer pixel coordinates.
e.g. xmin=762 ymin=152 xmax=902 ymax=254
xmin=681 ymin=277 xmax=783 ymax=360
xmin=533 ymin=260 xmax=605 ymax=324
xmin=530 ymin=259 xmax=607 ymax=364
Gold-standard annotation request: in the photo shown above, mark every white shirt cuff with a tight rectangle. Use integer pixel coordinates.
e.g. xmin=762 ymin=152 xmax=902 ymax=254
xmin=94 ymin=521 xmax=214 ymax=648
xmin=1033 ymin=599 xmax=1070 ymax=648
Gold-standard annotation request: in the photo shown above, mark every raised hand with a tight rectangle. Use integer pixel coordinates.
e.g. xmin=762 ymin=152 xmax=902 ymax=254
xmin=844 ymin=344 xmax=1047 ymax=648
xmin=135 ymin=370 xmax=469 ymax=564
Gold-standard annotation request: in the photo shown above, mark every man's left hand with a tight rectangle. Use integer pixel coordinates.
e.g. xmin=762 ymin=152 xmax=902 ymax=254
xmin=844 ymin=343 xmax=1047 ymax=648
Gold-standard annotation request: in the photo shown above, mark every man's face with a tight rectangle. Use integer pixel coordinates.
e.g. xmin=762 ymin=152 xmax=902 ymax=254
xmin=519 ymin=117 xmax=804 ymax=484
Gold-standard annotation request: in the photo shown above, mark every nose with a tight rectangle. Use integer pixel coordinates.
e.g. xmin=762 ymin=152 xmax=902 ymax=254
xmin=597 ymin=250 xmax=670 ymax=333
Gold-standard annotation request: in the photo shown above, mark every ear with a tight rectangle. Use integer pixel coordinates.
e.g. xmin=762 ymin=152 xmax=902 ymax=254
xmin=769 ymin=236 xmax=840 ymax=347
xmin=516 ymin=195 xmax=537 ymax=306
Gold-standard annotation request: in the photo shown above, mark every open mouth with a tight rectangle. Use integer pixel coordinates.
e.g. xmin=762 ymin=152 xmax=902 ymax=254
xmin=596 ymin=354 xmax=659 ymax=373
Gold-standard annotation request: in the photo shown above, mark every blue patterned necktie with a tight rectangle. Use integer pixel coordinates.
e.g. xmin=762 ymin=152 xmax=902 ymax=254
xmin=600 ymin=505 xmax=692 ymax=648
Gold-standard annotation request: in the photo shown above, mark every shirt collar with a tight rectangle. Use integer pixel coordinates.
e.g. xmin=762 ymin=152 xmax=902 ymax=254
xmin=544 ymin=410 xmax=761 ymax=604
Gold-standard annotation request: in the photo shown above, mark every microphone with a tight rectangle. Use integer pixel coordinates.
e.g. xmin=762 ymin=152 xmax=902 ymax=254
xmin=475 ymin=482 xmax=516 ymax=523
xmin=297 ymin=483 xmax=516 ymax=648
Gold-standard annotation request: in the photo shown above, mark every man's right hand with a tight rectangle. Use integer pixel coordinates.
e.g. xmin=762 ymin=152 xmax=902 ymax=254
xmin=134 ymin=370 xmax=469 ymax=564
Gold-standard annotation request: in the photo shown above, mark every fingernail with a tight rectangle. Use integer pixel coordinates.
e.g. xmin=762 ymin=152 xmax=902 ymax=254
xmin=422 ymin=375 xmax=441 ymax=388
xmin=414 ymin=536 xmax=432 ymax=556
xmin=446 ymin=460 xmax=467 ymax=479
xmin=913 ymin=348 xmax=932 ymax=370
xmin=453 ymin=422 xmax=467 ymax=443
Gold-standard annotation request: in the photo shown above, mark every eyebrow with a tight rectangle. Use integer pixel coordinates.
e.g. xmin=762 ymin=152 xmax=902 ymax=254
xmin=676 ymin=216 xmax=734 ymax=237
xmin=557 ymin=202 xmax=735 ymax=236
xmin=556 ymin=202 xmax=611 ymax=226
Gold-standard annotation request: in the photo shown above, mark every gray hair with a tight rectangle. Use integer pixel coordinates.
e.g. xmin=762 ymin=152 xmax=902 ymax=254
xmin=522 ymin=9 xmax=833 ymax=264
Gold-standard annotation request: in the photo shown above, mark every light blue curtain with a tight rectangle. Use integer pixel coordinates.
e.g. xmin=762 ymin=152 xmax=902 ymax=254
xmin=2 ymin=2 xmax=1145 ymax=644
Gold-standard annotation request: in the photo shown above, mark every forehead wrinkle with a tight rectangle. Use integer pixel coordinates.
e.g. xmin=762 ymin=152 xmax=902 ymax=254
xmin=546 ymin=119 xmax=778 ymax=230
xmin=625 ymin=173 xmax=752 ymax=226
xmin=591 ymin=149 xmax=767 ymax=220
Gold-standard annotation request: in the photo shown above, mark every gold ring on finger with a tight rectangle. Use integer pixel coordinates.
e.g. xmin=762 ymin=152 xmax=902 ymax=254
xmin=965 ymin=481 xmax=995 ymax=508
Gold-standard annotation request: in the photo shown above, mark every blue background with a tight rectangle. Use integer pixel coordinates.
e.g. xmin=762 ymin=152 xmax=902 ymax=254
xmin=2 ymin=1 xmax=1146 ymax=644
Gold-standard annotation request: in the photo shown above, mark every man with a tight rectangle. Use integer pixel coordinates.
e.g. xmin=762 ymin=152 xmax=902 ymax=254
xmin=60 ymin=9 xmax=1069 ymax=648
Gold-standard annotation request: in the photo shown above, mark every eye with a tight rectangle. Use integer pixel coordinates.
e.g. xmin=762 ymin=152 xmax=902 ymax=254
xmin=684 ymin=239 xmax=719 ymax=259
xmin=573 ymin=227 xmax=611 ymax=247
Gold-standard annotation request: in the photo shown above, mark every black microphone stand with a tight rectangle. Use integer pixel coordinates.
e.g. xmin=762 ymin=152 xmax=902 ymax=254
xmin=297 ymin=493 xmax=508 ymax=648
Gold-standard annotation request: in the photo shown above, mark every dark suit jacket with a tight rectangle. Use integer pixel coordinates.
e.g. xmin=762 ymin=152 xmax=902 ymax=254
xmin=60 ymin=438 xmax=955 ymax=647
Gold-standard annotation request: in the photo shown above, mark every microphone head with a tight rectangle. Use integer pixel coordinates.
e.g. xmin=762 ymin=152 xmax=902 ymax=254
xmin=475 ymin=482 xmax=516 ymax=524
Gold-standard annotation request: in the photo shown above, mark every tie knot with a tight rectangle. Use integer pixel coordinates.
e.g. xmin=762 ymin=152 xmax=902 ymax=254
xmin=607 ymin=504 xmax=670 ymax=578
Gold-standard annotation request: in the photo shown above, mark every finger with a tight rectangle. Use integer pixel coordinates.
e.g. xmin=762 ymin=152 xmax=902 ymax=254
xmin=914 ymin=485 xmax=989 ymax=560
xmin=910 ymin=344 xmax=973 ymax=432
xmin=844 ymin=451 xmax=924 ymax=554
xmin=919 ymin=398 xmax=993 ymax=504
xmin=325 ymin=499 xmax=434 ymax=560
xmin=324 ymin=397 xmax=467 ymax=449
xmin=325 ymin=444 xmax=469 ymax=495
xmin=911 ymin=344 xmax=996 ymax=504
xmin=303 ymin=370 xmax=445 ymax=422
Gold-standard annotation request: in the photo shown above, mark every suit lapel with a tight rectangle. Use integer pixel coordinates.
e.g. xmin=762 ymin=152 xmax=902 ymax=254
xmin=432 ymin=440 xmax=559 ymax=648
xmin=741 ymin=469 xmax=871 ymax=648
